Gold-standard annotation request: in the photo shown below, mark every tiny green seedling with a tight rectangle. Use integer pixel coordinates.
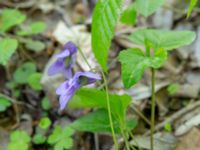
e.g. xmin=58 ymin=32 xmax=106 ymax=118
xmin=39 ymin=117 xmax=52 ymax=129
xmin=27 ymin=72 xmax=42 ymax=91
xmin=167 ymin=83 xmax=180 ymax=95
xmin=164 ymin=123 xmax=172 ymax=132
xmin=41 ymin=97 xmax=52 ymax=111
xmin=0 ymin=9 xmax=46 ymax=65
xmin=0 ymin=96 xmax=11 ymax=112
xmin=32 ymin=117 xmax=51 ymax=145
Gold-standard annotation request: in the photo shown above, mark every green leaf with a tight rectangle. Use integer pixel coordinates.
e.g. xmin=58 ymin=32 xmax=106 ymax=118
xmin=164 ymin=123 xmax=172 ymax=132
xmin=55 ymin=138 xmax=73 ymax=150
xmin=25 ymin=40 xmax=45 ymax=52
xmin=92 ymin=0 xmax=123 ymax=71
xmin=69 ymin=88 xmax=131 ymax=119
xmin=27 ymin=73 xmax=42 ymax=90
xmin=48 ymin=126 xmax=62 ymax=144
xmin=8 ymin=130 xmax=30 ymax=150
xmin=32 ymin=134 xmax=46 ymax=144
xmin=187 ymin=0 xmax=198 ymax=18
xmin=0 ymin=38 xmax=18 ymax=65
xmin=9 ymin=130 xmax=31 ymax=150
xmin=47 ymin=126 xmax=74 ymax=149
xmin=17 ymin=22 xmax=46 ymax=36
xmin=13 ymin=62 xmax=36 ymax=84
xmin=69 ymin=89 xmax=133 ymax=134
xmin=0 ymin=9 xmax=26 ymax=32
xmin=129 ymin=28 xmax=196 ymax=50
xmin=48 ymin=126 xmax=74 ymax=144
xmin=70 ymin=109 xmax=137 ymax=133
xmin=62 ymin=127 xmax=75 ymax=137
xmin=0 ymin=96 xmax=11 ymax=112
xmin=6 ymin=81 xmax=18 ymax=89
xmin=167 ymin=83 xmax=180 ymax=95
xmin=10 ymin=131 xmax=31 ymax=143
xmin=120 ymin=3 xmax=137 ymax=25
xmin=133 ymin=0 xmax=164 ymax=17
xmin=118 ymin=48 xmax=167 ymax=88
xmin=126 ymin=118 xmax=138 ymax=131
xmin=8 ymin=142 xmax=29 ymax=150
xmin=14 ymin=89 xmax=21 ymax=98
xmin=71 ymin=109 xmax=115 ymax=133
xmin=39 ymin=117 xmax=51 ymax=129
xmin=41 ymin=97 xmax=51 ymax=110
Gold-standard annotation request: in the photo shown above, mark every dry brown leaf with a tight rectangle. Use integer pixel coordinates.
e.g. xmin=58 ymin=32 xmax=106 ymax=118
xmin=174 ymin=127 xmax=200 ymax=150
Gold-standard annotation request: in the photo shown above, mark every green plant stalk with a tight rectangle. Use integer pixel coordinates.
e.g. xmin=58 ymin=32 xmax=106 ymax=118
xmin=102 ymin=72 xmax=118 ymax=150
xmin=77 ymin=47 xmax=92 ymax=69
xmin=77 ymin=46 xmax=103 ymax=87
xmin=120 ymin=124 xmax=130 ymax=150
xmin=129 ymin=131 xmax=141 ymax=150
xmin=150 ymin=68 xmax=155 ymax=150
xmin=130 ymin=105 xmax=151 ymax=126
xmin=123 ymin=132 xmax=130 ymax=150
xmin=77 ymin=47 xmax=102 ymax=150
xmin=77 ymin=45 xmax=118 ymax=149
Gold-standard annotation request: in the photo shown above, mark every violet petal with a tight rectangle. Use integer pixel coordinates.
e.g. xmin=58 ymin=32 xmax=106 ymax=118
xmin=59 ymin=93 xmax=74 ymax=110
xmin=55 ymin=50 xmax=70 ymax=59
xmin=63 ymin=41 xmax=77 ymax=54
xmin=48 ymin=60 xmax=65 ymax=76
xmin=63 ymin=68 xmax=73 ymax=79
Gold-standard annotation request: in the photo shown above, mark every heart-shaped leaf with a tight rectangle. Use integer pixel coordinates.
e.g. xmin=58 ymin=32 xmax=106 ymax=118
xmin=120 ymin=3 xmax=137 ymax=25
xmin=133 ymin=0 xmax=164 ymax=17
xmin=0 ymin=38 xmax=18 ymax=65
xmin=118 ymin=48 xmax=167 ymax=88
xmin=129 ymin=28 xmax=196 ymax=50
xmin=0 ymin=9 xmax=26 ymax=32
xmin=70 ymin=109 xmax=137 ymax=133
xmin=69 ymin=88 xmax=131 ymax=119
xmin=17 ymin=22 xmax=46 ymax=36
xmin=0 ymin=96 xmax=11 ymax=112
xmin=27 ymin=73 xmax=42 ymax=90
xmin=13 ymin=62 xmax=36 ymax=84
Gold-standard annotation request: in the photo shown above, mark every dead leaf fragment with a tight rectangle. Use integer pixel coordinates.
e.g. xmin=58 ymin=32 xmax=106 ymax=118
xmin=174 ymin=127 xmax=200 ymax=150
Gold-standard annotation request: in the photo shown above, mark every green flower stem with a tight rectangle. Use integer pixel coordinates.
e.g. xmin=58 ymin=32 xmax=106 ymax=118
xmin=130 ymin=105 xmax=151 ymax=126
xmin=129 ymin=131 xmax=141 ymax=150
xmin=120 ymin=126 xmax=130 ymax=150
xmin=77 ymin=46 xmax=103 ymax=87
xmin=145 ymin=44 xmax=155 ymax=150
xmin=77 ymin=47 xmax=93 ymax=70
xmin=77 ymin=45 xmax=118 ymax=149
xmin=123 ymin=132 xmax=130 ymax=150
xmin=102 ymin=72 xmax=118 ymax=150
xmin=150 ymin=68 xmax=155 ymax=150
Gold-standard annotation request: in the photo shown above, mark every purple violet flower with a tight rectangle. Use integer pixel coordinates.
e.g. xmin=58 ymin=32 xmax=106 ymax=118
xmin=48 ymin=41 xmax=77 ymax=79
xmin=56 ymin=71 xmax=101 ymax=110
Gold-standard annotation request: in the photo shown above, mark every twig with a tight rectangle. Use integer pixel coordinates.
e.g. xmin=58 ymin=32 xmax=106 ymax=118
xmin=0 ymin=93 xmax=20 ymax=129
xmin=94 ymin=133 xmax=99 ymax=150
xmin=18 ymin=45 xmax=35 ymax=63
xmin=129 ymin=131 xmax=142 ymax=150
xmin=130 ymin=105 xmax=151 ymax=126
xmin=0 ymin=93 xmax=34 ymax=110
xmin=145 ymin=100 xmax=200 ymax=135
